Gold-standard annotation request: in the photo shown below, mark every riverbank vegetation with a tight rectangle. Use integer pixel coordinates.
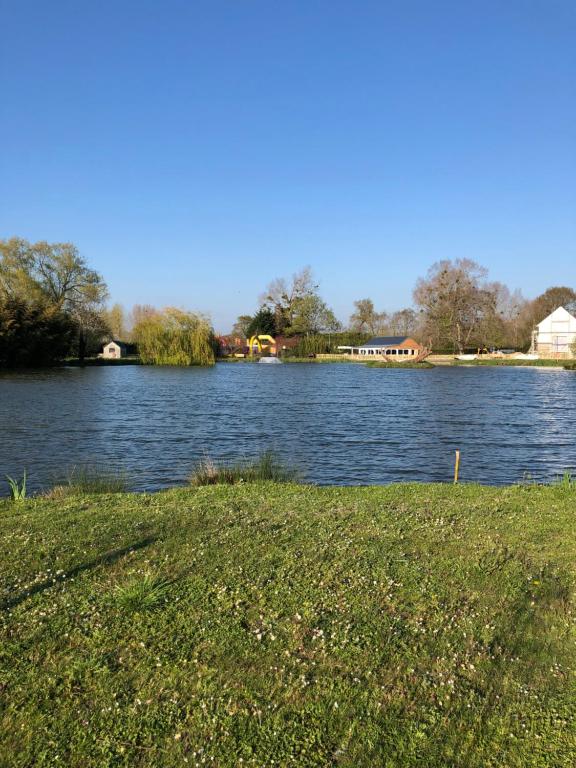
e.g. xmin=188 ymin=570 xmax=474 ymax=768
xmin=1 ymin=482 xmax=574 ymax=766
xmin=189 ymin=451 xmax=296 ymax=486
xmin=3 ymin=238 xmax=575 ymax=367
xmin=365 ymin=360 xmax=435 ymax=369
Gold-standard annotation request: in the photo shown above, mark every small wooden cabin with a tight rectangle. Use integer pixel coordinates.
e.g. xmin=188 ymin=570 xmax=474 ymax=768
xmin=102 ymin=340 xmax=127 ymax=359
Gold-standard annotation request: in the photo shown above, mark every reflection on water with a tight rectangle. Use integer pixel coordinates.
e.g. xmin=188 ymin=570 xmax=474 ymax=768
xmin=1 ymin=364 xmax=575 ymax=491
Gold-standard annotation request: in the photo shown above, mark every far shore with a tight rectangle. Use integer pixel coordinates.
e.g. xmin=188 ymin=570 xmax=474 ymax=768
xmin=52 ymin=354 xmax=575 ymax=370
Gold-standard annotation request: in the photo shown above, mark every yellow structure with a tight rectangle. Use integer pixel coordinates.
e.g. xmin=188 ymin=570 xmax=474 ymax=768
xmin=248 ymin=335 xmax=277 ymax=356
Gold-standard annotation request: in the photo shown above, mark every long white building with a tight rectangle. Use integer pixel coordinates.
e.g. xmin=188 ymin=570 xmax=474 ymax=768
xmin=532 ymin=306 xmax=576 ymax=358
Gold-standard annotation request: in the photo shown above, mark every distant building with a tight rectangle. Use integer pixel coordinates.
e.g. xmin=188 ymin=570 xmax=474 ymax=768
xmin=338 ymin=336 xmax=424 ymax=359
xmin=531 ymin=307 xmax=576 ymax=359
xmin=102 ymin=340 xmax=127 ymax=359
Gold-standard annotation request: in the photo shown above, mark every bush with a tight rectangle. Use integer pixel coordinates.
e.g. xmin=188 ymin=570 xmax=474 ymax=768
xmin=0 ymin=297 xmax=77 ymax=367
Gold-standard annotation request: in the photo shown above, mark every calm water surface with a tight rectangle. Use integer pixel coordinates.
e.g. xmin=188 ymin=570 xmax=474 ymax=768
xmin=1 ymin=363 xmax=575 ymax=492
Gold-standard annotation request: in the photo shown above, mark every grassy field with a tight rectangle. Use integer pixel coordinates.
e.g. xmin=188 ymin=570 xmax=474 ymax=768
xmin=1 ymin=483 xmax=575 ymax=767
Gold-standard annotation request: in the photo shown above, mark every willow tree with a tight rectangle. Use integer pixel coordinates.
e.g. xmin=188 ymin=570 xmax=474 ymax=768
xmin=133 ymin=308 xmax=216 ymax=366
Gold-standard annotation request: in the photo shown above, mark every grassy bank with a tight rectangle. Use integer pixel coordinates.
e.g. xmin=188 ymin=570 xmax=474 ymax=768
xmin=365 ymin=360 xmax=435 ymax=369
xmin=428 ymin=356 xmax=570 ymax=368
xmin=1 ymin=483 xmax=575 ymax=767
xmin=63 ymin=357 xmax=142 ymax=366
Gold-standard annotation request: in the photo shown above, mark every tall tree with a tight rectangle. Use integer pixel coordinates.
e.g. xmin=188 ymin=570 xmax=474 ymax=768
xmin=231 ymin=314 xmax=254 ymax=339
xmin=349 ymin=299 xmax=388 ymax=335
xmin=414 ymin=259 xmax=499 ymax=353
xmin=260 ymin=267 xmax=318 ymax=334
xmin=389 ymin=308 xmax=418 ymax=337
xmin=247 ymin=307 xmax=277 ymax=337
xmin=103 ymin=303 xmax=127 ymax=340
xmin=0 ymin=238 xmax=108 ymax=360
xmin=289 ymin=295 xmax=341 ymax=335
xmin=531 ymin=286 xmax=576 ymax=320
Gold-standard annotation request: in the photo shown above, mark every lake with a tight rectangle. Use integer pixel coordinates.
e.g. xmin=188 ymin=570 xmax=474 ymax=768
xmin=1 ymin=363 xmax=575 ymax=493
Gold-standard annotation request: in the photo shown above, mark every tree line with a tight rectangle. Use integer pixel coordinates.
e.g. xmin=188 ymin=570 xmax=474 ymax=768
xmin=233 ymin=261 xmax=576 ymax=354
xmin=2 ymin=237 xmax=575 ymax=366
xmin=0 ymin=238 xmax=216 ymax=367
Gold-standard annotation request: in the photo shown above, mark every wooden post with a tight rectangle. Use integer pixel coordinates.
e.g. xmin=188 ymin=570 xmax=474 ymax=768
xmin=454 ymin=450 xmax=460 ymax=484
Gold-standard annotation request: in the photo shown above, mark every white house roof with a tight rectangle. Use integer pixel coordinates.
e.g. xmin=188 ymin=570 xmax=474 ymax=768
xmin=536 ymin=306 xmax=576 ymax=329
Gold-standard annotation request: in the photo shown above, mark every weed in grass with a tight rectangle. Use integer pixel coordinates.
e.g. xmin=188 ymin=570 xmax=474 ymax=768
xmin=47 ymin=464 xmax=129 ymax=496
xmin=5 ymin=471 xmax=26 ymax=500
xmin=190 ymin=450 xmax=296 ymax=486
xmin=554 ymin=471 xmax=575 ymax=489
xmin=114 ymin=575 xmax=171 ymax=611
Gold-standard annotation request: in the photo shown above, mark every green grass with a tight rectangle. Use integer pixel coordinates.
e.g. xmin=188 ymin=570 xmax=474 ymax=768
xmin=282 ymin=356 xmax=355 ymax=363
xmin=63 ymin=357 xmax=142 ymax=366
xmin=46 ymin=465 xmax=129 ymax=497
xmin=190 ymin=451 xmax=297 ymax=485
xmin=365 ymin=360 xmax=435 ymax=369
xmin=450 ymin=358 xmax=567 ymax=367
xmin=1 ymin=483 xmax=575 ymax=766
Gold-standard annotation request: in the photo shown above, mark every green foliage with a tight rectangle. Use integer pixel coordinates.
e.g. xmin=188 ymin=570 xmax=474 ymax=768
xmin=0 ymin=238 xmax=109 ymax=363
xmin=114 ymin=575 xmax=171 ymax=611
xmin=190 ymin=450 xmax=296 ymax=485
xmin=5 ymin=471 xmax=26 ymax=500
xmin=1 ymin=484 xmax=575 ymax=766
xmin=133 ymin=308 xmax=216 ymax=366
xmin=231 ymin=314 xmax=254 ymax=339
xmin=246 ymin=306 xmax=277 ymax=337
xmin=288 ymin=294 xmax=341 ymax=335
xmin=554 ymin=472 xmax=575 ymax=489
xmin=285 ymin=331 xmax=370 ymax=357
xmin=0 ymin=238 xmax=108 ymax=311
xmin=0 ymin=297 xmax=77 ymax=367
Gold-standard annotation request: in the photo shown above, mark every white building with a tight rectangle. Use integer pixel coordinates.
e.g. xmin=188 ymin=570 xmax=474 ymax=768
xmin=532 ymin=306 xmax=576 ymax=358
xmin=337 ymin=336 xmax=425 ymax=359
xmin=102 ymin=340 xmax=127 ymax=359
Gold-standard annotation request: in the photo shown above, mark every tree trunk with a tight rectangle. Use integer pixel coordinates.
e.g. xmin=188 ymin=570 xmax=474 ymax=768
xmin=78 ymin=329 xmax=86 ymax=362
xmin=456 ymin=322 xmax=463 ymax=354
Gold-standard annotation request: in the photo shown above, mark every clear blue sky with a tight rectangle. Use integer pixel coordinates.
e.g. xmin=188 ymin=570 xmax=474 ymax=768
xmin=1 ymin=0 xmax=575 ymax=332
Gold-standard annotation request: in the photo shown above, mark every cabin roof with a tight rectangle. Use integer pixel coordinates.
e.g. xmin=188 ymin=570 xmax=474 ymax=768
xmin=361 ymin=336 xmax=410 ymax=347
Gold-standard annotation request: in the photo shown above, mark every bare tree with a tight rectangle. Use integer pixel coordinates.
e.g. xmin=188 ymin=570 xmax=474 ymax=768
xmin=413 ymin=259 xmax=500 ymax=353
xmin=260 ymin=267 xmax=318 ymax=333
xmin=349 ymin=299 xmax=388 ymax=335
